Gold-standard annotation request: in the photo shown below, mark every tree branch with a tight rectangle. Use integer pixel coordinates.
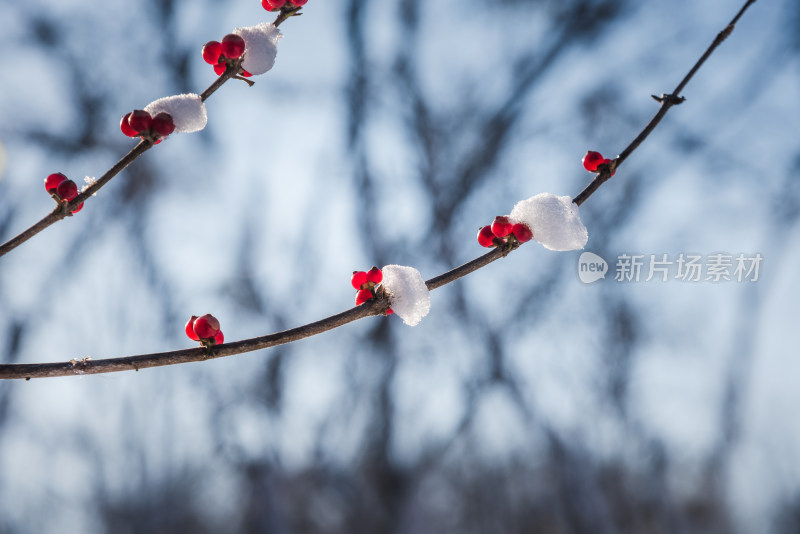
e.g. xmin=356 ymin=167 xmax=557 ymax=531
xmin=0 ymin=9 xmax=298 ymax=259
xmin=0 ymin=247 xmax=509 ymax=379
xmin=573 ymin=0 xmax=757 ymax=207
xmin=0 ymin=0 xmax=758 ymax=379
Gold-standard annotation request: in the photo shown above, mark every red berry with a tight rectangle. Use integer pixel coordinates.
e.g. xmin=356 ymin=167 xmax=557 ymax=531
xmin=512 ymin=222 xmax=533 ymax=243
xmin=582 ymin=150 xmax=605 ymax=172
xmin=366 ymin=267 xmax=383 ymax=285
xmin=127 ymin=110 xmax=152 ymax=133
xmin=385 ymin=308 xmax=394 ymax=315
xmin=213 ymin=62 xmax=227 ymax=76
xmin=241 ymin=69 xmax=252 ymax=78
xmin=477 ymin=225 xmax=497 ymax=248
xmin=56 ymin=179 xmax=78 ymax=201
xmin=288 ymin=0 xmax=308 ymax=5
xmin=220 ymin=34 xmax=245 ymax=60
xmin=202 ymin=41 xmax=222 ymax=65
xmin=120 ymin=113 xmax=139 ymax=137
xmin=71 ymin=202 xmax=84 ymax=214
xmin=262 ymin=0 xmax=287 ymax=10
xmin=214 ymin=331 xmax=224 ymax=345
xmin=491 ymin=215 xmax=513 ymax=238
xmin=351 ymin=271 xmax=368 ymax=290
xmin=151 ymin=112 xmax=175 ymax=137
xmin=45 ymin=172 xmax=67 ymax=193
xmin=185 ymin=316 xmax=200 ymax=341
xmin=355 ymin=289 xmax=374 ymax=305
xmin=193 ymin=314 xmax=220 ymax=339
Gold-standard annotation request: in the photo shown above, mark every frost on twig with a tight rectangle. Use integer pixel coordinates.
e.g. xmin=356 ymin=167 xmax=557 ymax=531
xmin=144 ymin=93 xmax=208 ymax=133
xmin=80 ymin=176 xmax=98 ymax=196
xmin=381 ymin=265 xmax=431 ymax=327
xmin=510 ymin=193 xmax=588 ymax=251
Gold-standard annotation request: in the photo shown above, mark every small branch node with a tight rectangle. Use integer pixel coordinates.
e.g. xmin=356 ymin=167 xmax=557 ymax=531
xmin=592 ymin=158 xmax=618 ymax=186
xmin=199 ymin=341 xmax=217 ymax=359
xmin=652 ymin=93 xmax=685 ymax=105
xmin=718 ymin=24 xmax=735 ymax=42
xmin=59 ymin=201 xmax=73 ymax=217
xmin=68 ymin=357 xmax=92 ymax=374
xmin=500 ymin=242 xmax=517 ymax=257
xmin=373 ymin=285 xmax=393 ymax=315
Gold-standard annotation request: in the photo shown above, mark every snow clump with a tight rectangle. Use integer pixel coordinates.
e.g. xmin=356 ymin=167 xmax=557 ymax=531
xmin=510 ymin=193 xmax=588 ymax=251
xmin=381 ymin=265 xmax=431 ymax=327
xmin=144 ymin=93 xmax=207 ymax=133
xmin=233 ymin=23 xmax=282 ymax=76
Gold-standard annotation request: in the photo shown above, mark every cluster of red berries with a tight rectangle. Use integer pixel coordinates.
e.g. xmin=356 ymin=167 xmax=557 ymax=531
xmin=582 ymin=150 xmax=616 ymax=176
xmin=44 ymin=172 xmax=83 ymax=214
xmin=202 ymin=34 xmax=251 ymax=77
xmin=477 ymin=216 xmax=533 ymax=248
xmin=185 ymin=314 xmax=224 ymax=346
xmin=120 ymin=109 xmax=175 ymax=142
xmin=262 ymin=0 xmax=308 ymax=11
xmin=351 ymin=267 xmax=393 ymax=314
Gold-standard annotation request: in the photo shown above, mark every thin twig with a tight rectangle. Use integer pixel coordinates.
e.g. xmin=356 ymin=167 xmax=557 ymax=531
xmin=573 ymin=0 xmax=757 ymax=207
xmin=0 ymin=140 xmax=153 ymax=256
xmin=426 ymin=247 xmax=510 ymax=291
xmin=201 ymin=67 xmax=237 ymax=102
xmin=0 ymin=0 xmax=757 ymax=379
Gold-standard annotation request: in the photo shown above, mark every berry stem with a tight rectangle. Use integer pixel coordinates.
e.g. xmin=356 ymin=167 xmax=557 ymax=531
xmin=273 ymin=5 xmax=303 ymax=28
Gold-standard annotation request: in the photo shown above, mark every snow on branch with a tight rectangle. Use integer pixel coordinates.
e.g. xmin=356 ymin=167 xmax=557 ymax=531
xmin=381 ymin=265 xmax=431 ymax=326
xmin=234 ymin=23 xmax=282 ymax=75
xmin=144 ymin=94 xmax=208 ymax=133
xmin=511 ymin=194 xmax=587 ymax=251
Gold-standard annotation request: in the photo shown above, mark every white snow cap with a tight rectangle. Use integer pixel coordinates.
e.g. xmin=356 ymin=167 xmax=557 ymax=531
xmin=144 ymin=93 xmax=207 ymax=133
xmin=381 ymin=265 xmax=431 ymax=327
xmin=233 ymin=23 xmax=282 ymax=76
xmin=510 ymin=193 xmax=588 ymax=251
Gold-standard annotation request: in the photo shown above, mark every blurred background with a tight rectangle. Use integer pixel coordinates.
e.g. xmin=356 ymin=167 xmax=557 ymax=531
xmin=1 ymin=0 xmax=799 ymax=532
